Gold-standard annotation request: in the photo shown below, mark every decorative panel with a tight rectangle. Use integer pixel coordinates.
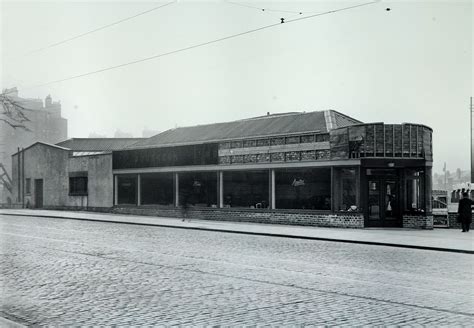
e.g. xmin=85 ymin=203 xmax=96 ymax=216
xmin=348 ymin=125 xmax=365 ymax=158
xmin=219 ymin=156 xmax=231 ymax=165
xmin=285 ymin=136 xmax=300 ymax=144
xmin=243 ymin=139 xmax=257 ymax=148
xmin=330 ymin=128 xmax=349 ymax=159
xmin=231 ymin=155 xmax=244 ymax=164
xmin=219 ymin=142 xmax=231 ymax=150
xmin=256 ymin=139 xmax=270 ymax=147
xmin=423 ymin=128 xmax=432 ymax=160
xmin=257 ymin=153 xmax=271 ymax=163
xmin=411 ymin=125 xmax=418 ymax=157
xmin=231 ymin=141 xmax=243 ymax=149
xmin=301 ymin=134 xmax=315 ymax=143
xmin=365 ymin=125 xmax=375 ymax=156
xmin=316 ymin=150 xmax=331 ymax=160
xmin=417 ymin=126 xmax=424 ymax=157
xmin=402 ymin=125 xmax=410 ymax=157
xmin=271 ymin=137 xmax=285 ymax=146
xmin=301 ymin=150 xmax=316 ymax=161
xmin=384 ymin=125 xmax=394 ymax=156
xmin=316 ymin=134 xmax=330 ymax=142
xmin=243 ymin=154 xmax=258 ymax=163
xmin=270 ymin=152 xmax=285 ymax=162
xmin=394 ymin=125 xmax=403 ymax=157
xmin=285 ymin=151 xmax=300 ymax=161
xmin=375 ymin=124 xmax=385 ymax=156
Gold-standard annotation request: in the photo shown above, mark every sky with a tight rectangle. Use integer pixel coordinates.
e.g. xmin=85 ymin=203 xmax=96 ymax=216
xmin=1 ymin=0 xmax=472 ymax=173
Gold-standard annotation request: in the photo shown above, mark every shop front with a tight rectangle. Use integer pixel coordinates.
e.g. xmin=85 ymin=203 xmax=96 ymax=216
xmin=111 ymin=112 xmax=433 ymax=229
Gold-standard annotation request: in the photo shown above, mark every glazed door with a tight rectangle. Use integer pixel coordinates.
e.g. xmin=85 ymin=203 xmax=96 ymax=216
xmin=367 ymin=179 xmax=401 ymax=227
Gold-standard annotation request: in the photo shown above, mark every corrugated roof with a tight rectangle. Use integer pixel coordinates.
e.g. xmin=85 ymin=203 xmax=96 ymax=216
xmin=56 ymin=138 xmax=144 ymax=151
xmin=129 ymin=110 xmax=362 ymax=149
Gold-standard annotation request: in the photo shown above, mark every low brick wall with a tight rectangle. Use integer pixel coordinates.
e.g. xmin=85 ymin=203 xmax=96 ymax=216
xmin=403 ymin=215 xmax=433 ymax=229
xmin=0 ymin=203 xmax=23 ymax=209
xmin=43 ymin=205 xmax=113 ymax=213
xmin=448 ymin=212 xmax=461 ymax=229
xmin=112 ymin=206 xmax=365 ymax=229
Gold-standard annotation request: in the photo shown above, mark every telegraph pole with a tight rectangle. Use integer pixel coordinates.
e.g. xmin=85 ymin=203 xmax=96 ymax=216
xmin=471 ymin=97 xmax=473 ymax=183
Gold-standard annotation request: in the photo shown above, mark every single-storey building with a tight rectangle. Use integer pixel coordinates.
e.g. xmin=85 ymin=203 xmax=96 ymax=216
xmin=12 ymin=111 xmax=434 ymax=229
xmin=11 ymin=138 xmax=142 ymax=210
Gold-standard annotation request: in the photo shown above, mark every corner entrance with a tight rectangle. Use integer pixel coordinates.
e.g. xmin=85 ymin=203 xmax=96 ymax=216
xmin=367 ymin=178 xmax=401 ymax=227
xmin=34 ymin=179 xmax=43 ymax=208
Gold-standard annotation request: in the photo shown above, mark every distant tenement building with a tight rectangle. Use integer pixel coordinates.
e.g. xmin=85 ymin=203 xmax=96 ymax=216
xmin=1 ymin=87 xmax=67 ymax=204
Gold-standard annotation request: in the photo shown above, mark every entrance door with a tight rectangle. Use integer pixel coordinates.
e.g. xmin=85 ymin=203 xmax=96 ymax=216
xmin=367 ymin=178 xmax=401 ymax=227
xmin=34 ymin=179 xmax=43 ymax=208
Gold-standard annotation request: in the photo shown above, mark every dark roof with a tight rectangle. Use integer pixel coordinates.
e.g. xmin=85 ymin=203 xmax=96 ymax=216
xmin=129 ymin=110 xmax=362 ymax=149
xmin=56 ymin=138 xmax=144 ymax=151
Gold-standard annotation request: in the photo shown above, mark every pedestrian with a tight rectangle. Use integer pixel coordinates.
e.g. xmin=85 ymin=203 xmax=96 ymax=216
xmin=457 ymin=192 xmax=472 ymax=232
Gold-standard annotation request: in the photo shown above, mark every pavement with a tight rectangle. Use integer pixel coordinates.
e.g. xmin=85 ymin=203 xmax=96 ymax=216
xmin=0 ymin=208 xmax=472 ymax=254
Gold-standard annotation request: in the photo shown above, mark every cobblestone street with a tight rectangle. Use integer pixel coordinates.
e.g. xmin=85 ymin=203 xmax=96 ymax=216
xmin=1 ymin=214 xmax=473 ymax=326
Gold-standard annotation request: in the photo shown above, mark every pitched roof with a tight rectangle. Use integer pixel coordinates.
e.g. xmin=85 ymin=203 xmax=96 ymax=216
xmin=129 ymin=110 xmax=362 ymax=149
xmin=56 ymin=138 xmax=144 ymax=151
xmin=12 ymin=141 xmax=70 ymax=156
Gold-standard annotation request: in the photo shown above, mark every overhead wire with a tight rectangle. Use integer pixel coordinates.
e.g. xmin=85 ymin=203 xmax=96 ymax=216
xmin=225 ymin=1 xmax=303 ymax=15
xmin=15 ymin=0 xmax=380 ymax=91
xmin=24 ymin=0 xmax=176 ymax=56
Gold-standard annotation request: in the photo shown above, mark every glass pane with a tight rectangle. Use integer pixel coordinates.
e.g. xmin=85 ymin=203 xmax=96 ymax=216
xmin=348 ymin=126 xmax=365 ymax=158
xmin=385 ymin=181 xmax=399 ymax=219
xmin=275 ymin=168 xmax=331 ymax=210
xmin=141 ymin=173 xmax=173 ymax=206
xmin=117 ymin=175 xmax=137 ymax=205
xmin=368 ymin=180 xmax=380 ymax=219
xmin=405 ymin=168 xmax=425 ymax=213
xmin=406 ymin=179 xmax=420 ymax=211
xmin=223 ymin=170 xmax=269 ymax=208
xmin=334 ymin=167 xmax=358 ymax=211
xmin=330 ymin=128 xmax=349 ymax=159
xmin=179 ymin=172 xmax=217 ymax=207
xmin=342 ymin=178 xmax=357 ymax=211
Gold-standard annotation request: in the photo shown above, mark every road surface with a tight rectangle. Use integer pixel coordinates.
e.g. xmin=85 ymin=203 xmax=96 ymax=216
xmin=1 ymin=214 xmax=473 ymax=326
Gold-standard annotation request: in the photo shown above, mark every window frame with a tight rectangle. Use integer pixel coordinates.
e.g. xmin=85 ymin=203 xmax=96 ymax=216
xmin=69 ymin=176 xmax=88 ymax=196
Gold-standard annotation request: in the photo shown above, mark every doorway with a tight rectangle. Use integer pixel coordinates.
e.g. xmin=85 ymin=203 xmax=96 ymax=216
xmin=367 ymin=178 xmax=401 ymax=227
xmin=34 ymin=179 xmax=43 ymax=208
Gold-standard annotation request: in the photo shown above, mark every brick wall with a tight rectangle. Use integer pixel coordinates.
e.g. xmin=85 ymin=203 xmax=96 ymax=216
xmin=448 ymin=212 xmax=461 ymax=229
xmin=111 ymin=207 xmax=365 ymax=229
xmin=403 ymin=215 xmax=433 ymax=229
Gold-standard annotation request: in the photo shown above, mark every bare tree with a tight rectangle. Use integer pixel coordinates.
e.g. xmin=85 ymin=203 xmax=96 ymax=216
xmin=0 ymin=90 xmax=32 ymax=200
xmin=0 ymin=91 xmax=31 ymax=131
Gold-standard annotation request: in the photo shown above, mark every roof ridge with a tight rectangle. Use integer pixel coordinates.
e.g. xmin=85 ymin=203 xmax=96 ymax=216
xmin=62 ymin=137 xmax=144 ymax=140
xmin=13 ymin=141 xmax=71 ymax=155
xmin=158 ymin=110 xmax=325 ymax=132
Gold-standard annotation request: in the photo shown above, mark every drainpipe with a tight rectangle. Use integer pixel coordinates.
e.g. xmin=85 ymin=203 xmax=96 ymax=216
xmin=17 ymin=147 xmax=20 ymax=203
xmin=21 ymin=148 xmax=25 ymax=209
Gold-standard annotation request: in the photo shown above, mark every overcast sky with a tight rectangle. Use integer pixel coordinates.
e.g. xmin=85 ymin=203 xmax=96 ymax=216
xmin=1 ymin=0 xmax=472 ymax=173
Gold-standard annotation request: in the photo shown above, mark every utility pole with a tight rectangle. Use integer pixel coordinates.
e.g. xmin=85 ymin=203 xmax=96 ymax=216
xmin=471 ymin=96 xmax=473 ymax=183
xmin=443 ymin=161 xmax=447 ymax=191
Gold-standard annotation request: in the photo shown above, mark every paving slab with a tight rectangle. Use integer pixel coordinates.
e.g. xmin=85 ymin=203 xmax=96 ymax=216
xmin=0 ymin=209 xmax=472 ymax=253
